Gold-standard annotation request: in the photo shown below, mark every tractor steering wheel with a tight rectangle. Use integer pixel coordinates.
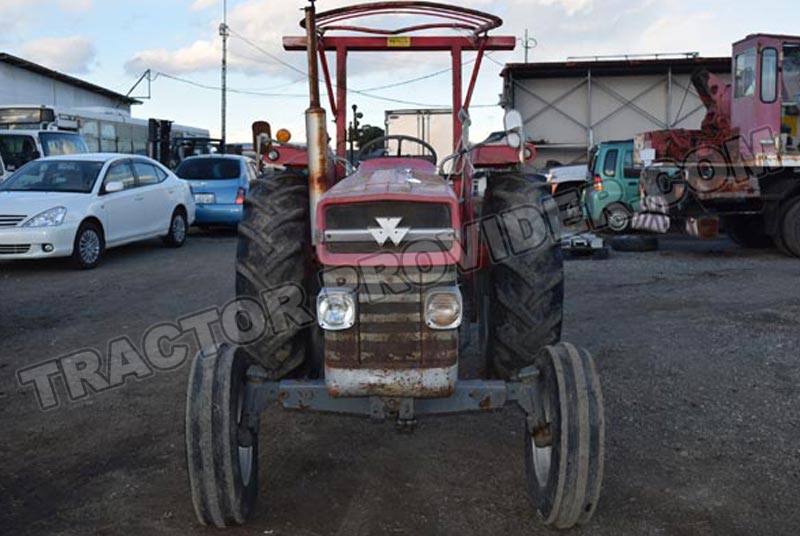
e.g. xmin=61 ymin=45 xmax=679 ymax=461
xmin=357 ymin=135 xmax=438 ymax=164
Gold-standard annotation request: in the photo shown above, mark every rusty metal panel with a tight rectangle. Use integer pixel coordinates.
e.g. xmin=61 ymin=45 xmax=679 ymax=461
xmin=321 ymin=265 xmax=459 ymax=397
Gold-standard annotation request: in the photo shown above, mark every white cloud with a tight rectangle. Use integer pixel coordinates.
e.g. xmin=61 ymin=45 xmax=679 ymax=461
xmin=125 ymin=0 xmax=466 ymax=78
xmin=127 ymin=40 xmax=221 ymax=75
xmin=18 ymin=36 xmax=96 ymax=74
xmin=58 ymin=0 xmax=92 ymax=12
xmin=535 ymin=0 xmax=593 ymax=16
xmin=634 ymin=12 xmax=727 ymax=57
xmin=191 ymin=0 xmax=218 ymax=11
xmin=0 ymin=0 xmax=92 ymax=33
xmin=125 ymin=0 xmax=350 ymax=76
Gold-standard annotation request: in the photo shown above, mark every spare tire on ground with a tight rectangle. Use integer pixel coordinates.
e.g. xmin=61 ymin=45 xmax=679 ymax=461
xmin=610 ymin=234 xmax=659 ymax=252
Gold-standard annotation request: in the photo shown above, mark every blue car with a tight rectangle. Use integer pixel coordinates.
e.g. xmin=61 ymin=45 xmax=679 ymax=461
xmin=175 ymin=155 xmax=259 ymax=227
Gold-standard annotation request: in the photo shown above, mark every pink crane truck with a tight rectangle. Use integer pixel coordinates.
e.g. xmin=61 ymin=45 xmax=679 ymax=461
xmin=633 ymin=33 xmax=800 ymax=256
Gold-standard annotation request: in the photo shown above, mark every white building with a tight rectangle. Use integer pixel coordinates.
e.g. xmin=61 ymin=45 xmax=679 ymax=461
xmin=501 ymin=55 xmax=732 ymax=167
xmin=0 ymin=52 xmax=140 ymax=113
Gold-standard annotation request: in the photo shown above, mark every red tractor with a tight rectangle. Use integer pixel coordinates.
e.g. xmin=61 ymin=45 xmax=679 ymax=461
xmin=185 ymin=2 xmax=605 ymax=530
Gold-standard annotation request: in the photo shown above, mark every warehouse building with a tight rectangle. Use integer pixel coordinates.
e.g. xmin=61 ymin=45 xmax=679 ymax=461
xmin=501 ymin=55 xmax=732 ymax=166
xmin=0 ymin=52 xmax=139 ymax=113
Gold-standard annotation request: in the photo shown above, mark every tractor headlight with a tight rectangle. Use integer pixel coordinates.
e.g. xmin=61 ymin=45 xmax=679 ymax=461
xmin=424 ymin=288 xmax=462 ymax=330
xmin=317 ymin=288 xmax=356 ymax=331
xmin=24 ymin=206 xmax=67 ymax=227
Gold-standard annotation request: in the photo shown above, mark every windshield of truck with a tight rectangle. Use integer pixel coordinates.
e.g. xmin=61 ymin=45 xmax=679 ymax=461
xmin=783 ymin=44 xmax=800 ymax=104
xmin=175 ymin=157 xmax=240 ymax=180
xmin=40 ymin=132 xmax=89 ymax=156
xmin=0 ymin=134 xmax=39 ymax=172
xmin=0 ymin=159 xmax=104 ymax=193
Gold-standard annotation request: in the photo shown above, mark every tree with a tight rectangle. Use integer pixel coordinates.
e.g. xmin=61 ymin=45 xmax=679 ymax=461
xmin=357 ymin=125 xmax=384 ymax=148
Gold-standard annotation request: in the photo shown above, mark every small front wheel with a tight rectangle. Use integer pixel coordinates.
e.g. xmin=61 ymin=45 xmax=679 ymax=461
xmin=525 ymin=342 xmax=605 ymax=529
xmin=185 ymin=344 xmax=259 ymax=527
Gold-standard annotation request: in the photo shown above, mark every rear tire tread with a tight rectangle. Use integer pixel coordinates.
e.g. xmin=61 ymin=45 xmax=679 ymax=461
xmin=235 ymin=174 xmax=311 ymax=378
xmin=484 ymin=172 xmax=564 ymax=379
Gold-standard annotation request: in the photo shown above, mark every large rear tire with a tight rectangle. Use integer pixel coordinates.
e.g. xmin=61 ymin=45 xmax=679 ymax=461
xmin=483 ymin=173 xmax=564 ymax=379
xmin=235 ymin=173 xmax=311 ymax=378
xmin=525 ymin=342 xmax=605 ymax=529
xmin=722 ymin=214 xmax=773 ymax=249
xmin=780 ymin=197 xmax=800 ymax=258
xmin=185 ymin=344 xmax=259 ymax=527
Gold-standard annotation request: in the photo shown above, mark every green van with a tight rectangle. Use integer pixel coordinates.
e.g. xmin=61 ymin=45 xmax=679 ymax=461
xmin=583 ymin=140 xmax=642 ymax=233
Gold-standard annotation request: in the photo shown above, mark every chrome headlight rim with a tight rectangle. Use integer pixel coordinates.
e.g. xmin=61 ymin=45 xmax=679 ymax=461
xmin=317 ymin=288 xmax=357 ymax=331
xmin=424 ymin=287 xmax=463 ymax=330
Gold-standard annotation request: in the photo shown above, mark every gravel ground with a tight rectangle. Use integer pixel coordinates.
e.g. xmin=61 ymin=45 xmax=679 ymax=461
xmin=1 ymin=230 xmax=799 ymax=536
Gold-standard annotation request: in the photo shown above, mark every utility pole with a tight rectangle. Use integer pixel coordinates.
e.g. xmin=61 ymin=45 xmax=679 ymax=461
xmin=219 ymin=0 xmax=229 ymax=151
xmin=519 ymin=29 xmax=537 ymax=63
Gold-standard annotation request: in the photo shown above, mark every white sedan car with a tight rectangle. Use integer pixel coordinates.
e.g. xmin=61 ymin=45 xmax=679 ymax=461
xmin=0 ymin=154 xmax=195 ymax=269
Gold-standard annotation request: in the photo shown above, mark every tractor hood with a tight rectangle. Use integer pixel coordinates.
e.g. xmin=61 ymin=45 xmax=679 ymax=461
xmin=316 ymin=161 xmax=461 ymax=267
xmin=322 ymin=160 xmax=457 ymax=203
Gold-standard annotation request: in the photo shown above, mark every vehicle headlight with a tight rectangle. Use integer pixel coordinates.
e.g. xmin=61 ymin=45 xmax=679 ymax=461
xmin=424 ymin=288 xmax=462 ymax=330
xmin=317 ymin=288 xmax=356 ymax=331
xmin=23 ymin=207 xmax=67 ymax=228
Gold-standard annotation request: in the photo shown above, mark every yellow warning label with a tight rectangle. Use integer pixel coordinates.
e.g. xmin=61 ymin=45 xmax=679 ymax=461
xmin=387 ymin=36 xmax=411 ymax=47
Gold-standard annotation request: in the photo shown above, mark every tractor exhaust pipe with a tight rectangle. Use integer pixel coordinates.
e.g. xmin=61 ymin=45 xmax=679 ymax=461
xmin=305 ymin=0 xmax=327 ymax=244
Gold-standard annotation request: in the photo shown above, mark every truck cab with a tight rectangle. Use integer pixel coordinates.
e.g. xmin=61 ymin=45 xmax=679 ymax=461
xmin=731 ymin=34 xmax=800 ymax=164
xmin=0 ymin=108 xmax=89 ymax=173
xmin=584 ymin=140 xmax=642 ymax=233
xmin=0 ymin=130 xmax=88 ymax=174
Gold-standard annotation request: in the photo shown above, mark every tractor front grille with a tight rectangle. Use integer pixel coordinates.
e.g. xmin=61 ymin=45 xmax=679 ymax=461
xmin=323 ymin=201 xmax=454 ymax=254
xmin=323 ymin=266 xmax=458 ymax=369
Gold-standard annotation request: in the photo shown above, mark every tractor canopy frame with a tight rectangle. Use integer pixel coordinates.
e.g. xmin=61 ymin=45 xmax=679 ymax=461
xmin=283 ymin=1 xmax=516 ymax=161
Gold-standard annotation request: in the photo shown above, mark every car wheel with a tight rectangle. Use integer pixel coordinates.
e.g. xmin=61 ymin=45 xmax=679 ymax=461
xmin=603 ymin=203 xmax=632 ymax=234
xmin=163 ymin=209 xmax=188 ymax=248
xmin=72 ymin=221 xmax=104 ymax=270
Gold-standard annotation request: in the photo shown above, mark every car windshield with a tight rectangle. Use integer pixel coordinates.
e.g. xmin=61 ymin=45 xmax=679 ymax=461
xmin=0 ymin=160 xmax=104 ymax=193
xmin=0 ymin=134 xmax=39 ymax=172
xmin=39 ymin=132 xmax=89 ymax=156
xmin=176 ymin=158 xmax=240 ymax=180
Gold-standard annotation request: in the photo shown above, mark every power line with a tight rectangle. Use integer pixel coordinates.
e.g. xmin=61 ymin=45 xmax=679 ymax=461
xmin=227 ymin=27 xmax=308 ymax=77
xmin=152 ymin=29 xmax=503 ymax=109
xmin=152 ymin=71 xmax=309 ymax=98
xmin=226 ymin=27 xmax=498 ymax=108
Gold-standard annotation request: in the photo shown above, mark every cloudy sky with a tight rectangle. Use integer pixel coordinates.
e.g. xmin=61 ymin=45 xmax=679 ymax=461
xmin=1 ymin=0 xmax=798 ymax=142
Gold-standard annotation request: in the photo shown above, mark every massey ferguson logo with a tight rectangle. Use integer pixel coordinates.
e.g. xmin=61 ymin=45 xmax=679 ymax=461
xmin=368 ymin=217 xmax=410 ymax=246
